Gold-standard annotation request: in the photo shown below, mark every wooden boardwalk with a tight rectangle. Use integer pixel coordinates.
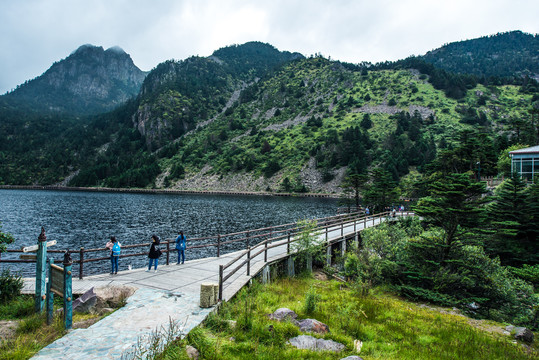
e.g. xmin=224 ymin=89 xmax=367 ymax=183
xmin=27 ymin=214 xmax=394 ymax=359
xmin=23 ymin=214 xmax=389 ymax=300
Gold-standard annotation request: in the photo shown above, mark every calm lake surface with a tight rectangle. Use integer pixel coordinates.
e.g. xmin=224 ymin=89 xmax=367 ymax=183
xmin=0 ymin=189 xmax=337 ymax=275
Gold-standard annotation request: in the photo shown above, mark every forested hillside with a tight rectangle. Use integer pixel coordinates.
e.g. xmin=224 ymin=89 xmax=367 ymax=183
xmin=421 ymin=30 xmax=539 ymax=79
xmin=0 ymin=35 xmax=538 ymax=193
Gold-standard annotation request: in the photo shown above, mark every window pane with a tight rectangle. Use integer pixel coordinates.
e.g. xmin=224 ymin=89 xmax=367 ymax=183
xmin=522 ymin=160 xmax=532 ymax=172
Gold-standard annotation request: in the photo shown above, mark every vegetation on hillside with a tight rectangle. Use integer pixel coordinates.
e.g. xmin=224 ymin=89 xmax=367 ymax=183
xmin=1 ymin=36 xmax=538 ymax=190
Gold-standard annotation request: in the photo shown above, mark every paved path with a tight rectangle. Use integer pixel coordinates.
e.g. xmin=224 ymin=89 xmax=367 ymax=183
xmin=27 ymin=215 xmax=389 ymax=359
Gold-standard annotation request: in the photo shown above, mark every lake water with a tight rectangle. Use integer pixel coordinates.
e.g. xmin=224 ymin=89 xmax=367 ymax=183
xmin=0 ymin=189 xmax=337 ymax=276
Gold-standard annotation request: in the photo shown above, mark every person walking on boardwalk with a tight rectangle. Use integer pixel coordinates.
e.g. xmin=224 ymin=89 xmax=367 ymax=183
xmin=106 ymin=236 xmax=121 ymax=275
xmin=146 ymin=234 xmax=162 ymax=272
xmin=175 ymin=230 xmax=187 ymax=264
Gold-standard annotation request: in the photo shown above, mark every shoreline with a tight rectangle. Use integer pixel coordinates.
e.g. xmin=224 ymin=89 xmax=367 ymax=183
xmin=0 ymin=184 xmax=340 ymax=199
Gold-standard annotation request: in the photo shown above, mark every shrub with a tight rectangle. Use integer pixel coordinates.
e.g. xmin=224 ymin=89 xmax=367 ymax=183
xmin=0 ymin=270 xmax=23 ymax=303
xmin=303 ymin=286 xmax=320 ymax=315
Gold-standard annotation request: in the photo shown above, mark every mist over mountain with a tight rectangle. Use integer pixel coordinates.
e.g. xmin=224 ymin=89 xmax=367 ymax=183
xmin=2 ymin=44 xmax=147 ymax=115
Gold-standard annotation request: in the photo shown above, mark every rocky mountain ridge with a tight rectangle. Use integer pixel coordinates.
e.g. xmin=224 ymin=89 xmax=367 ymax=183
xmin=2 ymin=44 xmax=147 ymax=115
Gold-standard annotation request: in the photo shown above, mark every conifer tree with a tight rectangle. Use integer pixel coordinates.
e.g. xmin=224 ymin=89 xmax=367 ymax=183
xmin=485 ymin=175 xmax=527 ymax=264
xmin=414 ymin=172 xmax=488 ymax=262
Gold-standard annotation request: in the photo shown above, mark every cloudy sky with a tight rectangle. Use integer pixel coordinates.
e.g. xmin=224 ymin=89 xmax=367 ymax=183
xmin=1 ymin=0 xmax=537 ymax=94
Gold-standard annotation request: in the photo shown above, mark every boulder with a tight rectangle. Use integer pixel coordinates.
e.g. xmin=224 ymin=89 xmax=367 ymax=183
xmin=288 ymin=335 xmax=346 ymax=352
xmin=297 ymin=319 xmax=330 ymax=334
xmin=73 ymin=287 xmax=97 ymax=313
xmin=94 ymin=285 xmax=137 ymax=309
xmin=186 ymin=345 xmax=199 ymax=359
xmin=514 ymin=327 xmax=534 ymax=343
xmin=341 ymin=357 xmax=364 ymax=360
xmin=268 ymin=308 xmax=298 ymax=322
xmin=73 ymin=285 xmax=136 ymax=314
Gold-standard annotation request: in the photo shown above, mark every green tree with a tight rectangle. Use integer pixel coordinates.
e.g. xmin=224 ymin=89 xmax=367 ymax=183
xmin=340 ymin=173 xmax=367 ymax=209
xmin=486 ymin=175 xmax=528 ymax=264
xmin=414 ymin=173 xmax=488 ymax=263
xmin=362 ymin=168 xmax=400 ymax=213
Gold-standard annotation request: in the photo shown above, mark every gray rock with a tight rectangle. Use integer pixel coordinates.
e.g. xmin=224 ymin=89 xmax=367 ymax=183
xmin=514 ymin=327 xmax=534 ymax=343
xmin=288 ymin=335 xmax=346 ymax=352
xmin=73 ymin=287 xmax=97 ymax=313
xmin=505 ymin=325 xmax=515 ymax=333
xmin=298 ymin=319 xmax=330 ymax=334
xmin=268 ymin=308 xmax=298 ymax=322
xmin=73 ymin=285 xmax=136 ymax=314
xmin=94 ymin=285 xmax=137 ymax=309
xmin=186 ymin=345 xmax=199 ymax=359
xmin=341 ymin=357 xmax=364 ymax=360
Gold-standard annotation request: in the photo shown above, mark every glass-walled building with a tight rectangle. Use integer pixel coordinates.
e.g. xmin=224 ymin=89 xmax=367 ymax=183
xmin=510 ymin=145 xmax=539 ymax=181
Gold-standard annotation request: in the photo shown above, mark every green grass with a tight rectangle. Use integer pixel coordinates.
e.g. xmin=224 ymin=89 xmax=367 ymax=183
xmin=0 ymin=295 xmax=110 ymax=360
xmin=158 ymin=275 xmax=538 ymax=360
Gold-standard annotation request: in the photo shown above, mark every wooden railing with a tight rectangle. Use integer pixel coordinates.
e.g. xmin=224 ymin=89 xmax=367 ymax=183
xmin=1 ymin=211 xmax=409 ymax=279
xmin=218 ymin=211 xmax=413 ymax=300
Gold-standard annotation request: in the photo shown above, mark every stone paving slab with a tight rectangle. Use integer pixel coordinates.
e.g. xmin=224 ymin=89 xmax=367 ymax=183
xmin=32 ymin=287 xmax=214 ymax=359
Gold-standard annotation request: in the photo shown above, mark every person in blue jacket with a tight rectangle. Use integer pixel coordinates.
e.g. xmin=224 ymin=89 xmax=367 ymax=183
xmin=105 ymin=236 xmax=121 ymax=275
xmin=175 ymin=231 xmax=186 ymax=264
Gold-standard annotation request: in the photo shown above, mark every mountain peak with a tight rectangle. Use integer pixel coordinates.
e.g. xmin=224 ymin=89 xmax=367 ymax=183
xmin=71 ymin=44 xmax=103 ymax=55
xmin=4 ymin=44 xmax=147 ymax=115
xmin=106 ymin=46 xmax=126 ymax=54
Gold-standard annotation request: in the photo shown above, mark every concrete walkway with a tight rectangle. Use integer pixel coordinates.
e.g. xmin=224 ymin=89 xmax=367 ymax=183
xmin=27 ymin=215 xmax=389 ymax=359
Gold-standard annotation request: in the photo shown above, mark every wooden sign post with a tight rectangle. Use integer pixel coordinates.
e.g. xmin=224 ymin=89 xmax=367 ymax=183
xmin=46 ymin=251 xmax=73 ymax=329
xmin=35 ymin=227 xmax=47 ymax=313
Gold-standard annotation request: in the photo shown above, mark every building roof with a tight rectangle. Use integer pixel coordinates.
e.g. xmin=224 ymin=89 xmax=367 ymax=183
xmin=509 ymin=145 xmax=539 ymax=155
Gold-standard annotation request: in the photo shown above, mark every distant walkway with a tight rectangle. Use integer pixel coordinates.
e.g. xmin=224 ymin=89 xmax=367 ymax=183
xmin=28 ymin=214 xmax=394 ymax=359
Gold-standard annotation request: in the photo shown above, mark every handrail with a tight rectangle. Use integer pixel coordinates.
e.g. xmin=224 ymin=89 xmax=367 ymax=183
xmin=218 ymin=211 xmax=414 ymax=300
xmin=0 ymin=210 xmax=370 ymax=279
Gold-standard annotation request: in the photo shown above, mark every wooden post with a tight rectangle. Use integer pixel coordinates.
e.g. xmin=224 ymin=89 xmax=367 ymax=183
xmin=166 ymin=241 xmax=170 ymax=266
xmin=262 ymin=265 xmax=270 ymax=284
xmin=46 ymin=258 xmax=54 ymax=325
xmin=264 ymin=240 xmax=268 ymax=262
xmin=287 ymin=232 xmax=291 ymax=254
xmin=79 ymin=247 xmax=84 ymax=280
xmin=326 ymin=245 xmax=331 ymax=266
xmin=217 ymin=234 xmax=221 ymax=257
xmin=63 ymin=252 xmax=73 ymax=330
xmin=218 ymin=265 xmax=223 ymax=301
xmin=306 ymin=254 xmax=312 ymax=273
xmin=35 ymin=227 xmax=47 ymax=313
xmin=325 ymin=226 xmax=328 ymax=242
xmin=247 ymin=247 xmax=251 ymax=276
xmin=341 ymin=219 xmax=344 ymax=237
xmin=246 ymin=231 xmax=250 ymax=249
xmin=287 ymin=256 xmax=295 ymax=277
xmin=341 ymin=236 xmax=346 ymax=257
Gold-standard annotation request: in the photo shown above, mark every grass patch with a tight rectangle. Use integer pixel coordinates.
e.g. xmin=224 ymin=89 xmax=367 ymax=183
xmin=158 ymin=275 xmax=537 ymax=359
xmin=0 ymin=295 xmax=115 ymax=360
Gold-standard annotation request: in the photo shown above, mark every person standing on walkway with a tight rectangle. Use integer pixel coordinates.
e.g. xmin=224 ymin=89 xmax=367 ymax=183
xmin=106 ymin=236 xmax=121 ymax=275
xmin=146 ymin=234 xmax=161 ymax=272
xmin=175 ymin=231 xmax=186 ymax=264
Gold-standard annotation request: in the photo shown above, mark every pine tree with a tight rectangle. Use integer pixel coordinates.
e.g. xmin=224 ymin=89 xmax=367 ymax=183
xmin=486 ymin=175 xmax=527 ymax=264
xmin=414 ymin=173 xmax=488 ymax=263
